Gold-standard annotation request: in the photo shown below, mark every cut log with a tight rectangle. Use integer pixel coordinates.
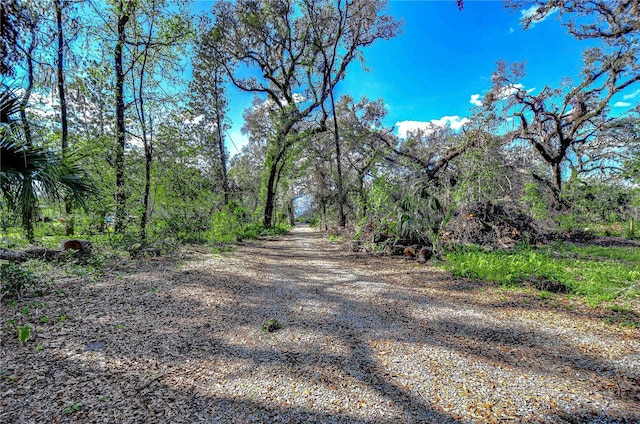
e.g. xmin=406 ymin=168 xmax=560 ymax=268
xmin=403 ymin=246 xmax=416 ymax=259
xmin=63 ymin=239 xmax=92 ymax=252
xmin=417 ymin=247 xmax=433 ymax=263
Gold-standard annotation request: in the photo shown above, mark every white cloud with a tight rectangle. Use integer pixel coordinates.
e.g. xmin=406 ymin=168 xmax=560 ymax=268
xmin=509 ymin=27 xmax=515 ymax=34
xmin=503 ymin=83 xmax=525 ymax=97
xmin=520 ymin=5 xmax=541 ymax=20
xmin=520 ymin=5 xmax=557 ymax=26
xmin=614 ymin=101 xmax=632 ymax=107
xmin=492 ymin=83 xmax=527 ymax=100
xmin=623 ymin=89 xmax=640 ymax=100
xmin=395 ymin=116 xmax=470 ymax=138
xmin=470 ymin=94 xmax=483 ymax=107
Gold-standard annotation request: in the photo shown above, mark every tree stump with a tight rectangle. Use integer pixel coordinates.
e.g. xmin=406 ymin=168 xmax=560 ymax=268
xmin=63 ymin=239 xmax=92 ymax=253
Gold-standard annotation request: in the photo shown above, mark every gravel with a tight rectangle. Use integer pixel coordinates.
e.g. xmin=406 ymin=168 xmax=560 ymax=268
xmin=1 ymin=225 xmax=639 ymax=423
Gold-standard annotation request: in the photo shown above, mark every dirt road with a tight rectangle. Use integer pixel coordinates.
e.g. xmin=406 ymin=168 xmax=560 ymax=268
xmin=1 ymin=224 xmax=639 ymax=423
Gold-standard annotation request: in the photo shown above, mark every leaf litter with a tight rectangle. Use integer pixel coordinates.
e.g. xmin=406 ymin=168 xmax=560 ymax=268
xmin=1 ymin=225 xmax=639 ymax=423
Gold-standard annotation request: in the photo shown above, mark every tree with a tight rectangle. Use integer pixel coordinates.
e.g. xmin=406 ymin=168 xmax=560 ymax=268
xmin=0 ymin=0 xmax=26 ymax=76
xmin=202 ymin=0 xmax=400 ymax=227
xmin=127 ymin=0 xmax=192 ymax=241
xmin=15 ymin=5 xmax=39 ymax=147
xmin=113 ymin=0 xmax=133 ymax=234
xmin=490 ymin=1 xmax=640 ymax=205
xmin=191 ymin=22 xmax=231 ymax=206
xmin=53 ymin=0 xmax=76 ymax=235
xmin=517 ymin=1 xmax=640 ymax=45
xmin=335 ymin=96 xmax=388 ymax=220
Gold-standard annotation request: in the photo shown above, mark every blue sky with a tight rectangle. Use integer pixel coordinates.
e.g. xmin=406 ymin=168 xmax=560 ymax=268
xmin=192 ymin=0 xmax=636 ymax=154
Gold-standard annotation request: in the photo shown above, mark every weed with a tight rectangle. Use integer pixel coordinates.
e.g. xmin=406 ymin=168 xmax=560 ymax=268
xmin=538 ymin=291 xmax=555 ymax=301
xmin=40 ymin=316 xmax=48 ymax=323
xmin=21 ymin=306 xmax=29 ymax=315
xmin=604 ymin=304 xmax=640 ymax=328
xmin=63 ymin=403 xmax=83 ymax=414
xmin=443 ymin=244 xmax=640 ymax=305
xmin=211 ymin=244 xmax=235 ymax=253
xmin=261 ymin=318 xmax=283 ymax=333
xmin=18 ymin=324 xmax=30 ymax=343
xmin=328 ymin=235 xmax=342 ymax=242
xmin=608 ymin=305 xmax=633 ymax=313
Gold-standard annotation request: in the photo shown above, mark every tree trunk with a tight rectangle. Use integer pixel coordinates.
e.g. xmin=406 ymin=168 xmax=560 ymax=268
xmin=136 ymin=19 xmax=153 ymax=243
xmin=551 ymin=161 xmax=565 ymax=208
xmin=551 ymin=162 xmax=562 ymax=193
xmin=321 ymin=199 xmax=327 ymax=231
xmin=141 ymin=140 xmax=152 ymax=241
xmin=358 ymin=174 xmax=368 ymax=219
xmin=213 ymin=73 xmax=229 ymax=205
xmin=114 ymin=4 xmax=129 ymax=235
xmin=54 ymin=0 xmax=68 ymax=152
xmin=263 ymin=161 xmax=279 ymax=228
xmin=287 ymin=200 xmax=295 ymax=227
xmin=54 ymin=0 xmax=74 ymax=236
xmin=329 ymin=90 xmax=346 ymax=227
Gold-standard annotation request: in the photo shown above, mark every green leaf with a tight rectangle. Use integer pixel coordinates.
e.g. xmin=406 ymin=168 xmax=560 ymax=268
xmin=18 ymin=324 xmax=30 ymax=343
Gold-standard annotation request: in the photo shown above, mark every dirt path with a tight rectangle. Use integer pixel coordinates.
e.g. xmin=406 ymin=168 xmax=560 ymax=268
xmin=1 ymin=225 xmax=639 ymax=423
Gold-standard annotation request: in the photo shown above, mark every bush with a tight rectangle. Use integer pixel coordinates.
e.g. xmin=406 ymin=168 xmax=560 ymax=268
xmin=1 ymin=262 xmax=38 ymax=299
xmin=209 ymin=208 xmax=240 ymax=244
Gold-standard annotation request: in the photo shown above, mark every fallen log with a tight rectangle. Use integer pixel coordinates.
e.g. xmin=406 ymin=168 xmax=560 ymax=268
xmin=0 ymin=240 xmax=93 ymax=264
xmin=0 ymin=248 xmax=61 ymax=263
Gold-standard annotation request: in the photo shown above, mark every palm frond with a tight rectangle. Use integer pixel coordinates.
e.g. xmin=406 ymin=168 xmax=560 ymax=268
xmin=1 ymin=84 xmax=98 ymax=239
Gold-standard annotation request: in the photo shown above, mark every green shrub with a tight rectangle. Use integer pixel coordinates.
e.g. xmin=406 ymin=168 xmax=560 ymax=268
xmin=261 ymin=317 xmax=282 ymax=333
xmin=1 ymin=263 xmax=38 ymax=299
xmin=238 ymin=222 xmax=265 ymax=239
xmin=209 ymin=208 xmax=241 ymax=244
xmin=263 ymin=222 xmax=291 ymax=236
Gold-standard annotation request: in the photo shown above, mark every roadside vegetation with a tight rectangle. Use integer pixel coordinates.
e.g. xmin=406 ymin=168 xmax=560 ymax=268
xmin=442 ymin=244 xmax=640 ymax=306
